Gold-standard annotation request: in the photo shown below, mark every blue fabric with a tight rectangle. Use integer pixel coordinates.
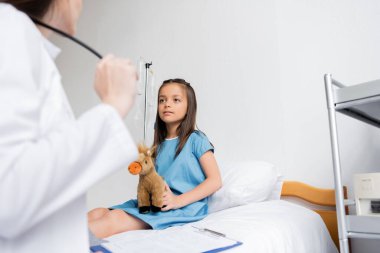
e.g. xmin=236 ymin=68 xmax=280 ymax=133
xmin=111 ymin=131 xmax=214 ymax=230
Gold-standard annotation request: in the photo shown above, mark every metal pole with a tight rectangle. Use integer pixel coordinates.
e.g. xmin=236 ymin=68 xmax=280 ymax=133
xmin=324 ymin=73 xmax=350 ymax=253
xmin=143 ymin=62 xmax=152 ymax=143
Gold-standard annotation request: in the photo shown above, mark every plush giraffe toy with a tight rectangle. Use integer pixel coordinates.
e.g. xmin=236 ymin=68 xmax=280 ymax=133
xmin=128 ymin=144 xmax=166 ymax=214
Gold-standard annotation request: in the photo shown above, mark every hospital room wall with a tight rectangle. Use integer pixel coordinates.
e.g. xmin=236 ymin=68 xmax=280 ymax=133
xmin=55 ymin=1 xmax=380 ymax=251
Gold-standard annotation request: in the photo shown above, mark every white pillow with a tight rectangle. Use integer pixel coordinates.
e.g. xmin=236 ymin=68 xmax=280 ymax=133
xmin=266 ymin=174 xmax=284 ymax=200
xmin=208 ymin=160 xmax=282 ymax=213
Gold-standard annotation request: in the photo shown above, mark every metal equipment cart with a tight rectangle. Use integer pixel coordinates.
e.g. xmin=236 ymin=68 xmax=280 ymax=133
xmin=324 ymin=74 xmax=380 ymax=253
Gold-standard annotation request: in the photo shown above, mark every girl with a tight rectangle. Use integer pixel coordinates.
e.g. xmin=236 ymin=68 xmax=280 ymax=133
xmin=88 ymin=78 xmax=222 ymax=238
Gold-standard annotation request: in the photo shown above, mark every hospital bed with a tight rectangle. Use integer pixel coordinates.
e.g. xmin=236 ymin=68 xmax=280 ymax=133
xmin=94 ymin=161 xmax=341 ymax=253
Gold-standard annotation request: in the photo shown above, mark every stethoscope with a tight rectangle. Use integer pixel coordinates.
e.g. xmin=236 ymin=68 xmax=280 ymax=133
xmin=32 ymin=18 xmax=153 ymax=142
xmin=31 ymin=17 xmax=103 ymax=59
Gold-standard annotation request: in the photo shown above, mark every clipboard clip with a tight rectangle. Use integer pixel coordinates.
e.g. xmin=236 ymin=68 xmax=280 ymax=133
xmin=192 ymin=226 xmax=226 ymax=237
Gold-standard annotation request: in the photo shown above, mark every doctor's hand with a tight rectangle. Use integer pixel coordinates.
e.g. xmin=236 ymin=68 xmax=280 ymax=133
xmin=94 ymin=54 xmax=138 ymax=118
xmin=161 ymin=183 xmax=181 ymax=211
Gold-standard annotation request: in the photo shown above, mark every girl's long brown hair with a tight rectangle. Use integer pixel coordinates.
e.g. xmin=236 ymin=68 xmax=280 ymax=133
xmin=0 ymin=0 xmax=54 ymax=19
xmin=153 ymin=78 xmax=197 ymax=158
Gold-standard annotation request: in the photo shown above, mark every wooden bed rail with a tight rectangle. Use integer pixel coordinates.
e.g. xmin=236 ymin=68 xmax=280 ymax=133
xmin=281 ymin=181 xmax=348 ymax=251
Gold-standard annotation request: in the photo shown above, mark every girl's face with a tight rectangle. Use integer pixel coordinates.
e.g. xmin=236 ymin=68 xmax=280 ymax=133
xmin=45 ymin=0 xmax=83 ymax=36
xmin=158 ymin=83 xmax=188 ymax=128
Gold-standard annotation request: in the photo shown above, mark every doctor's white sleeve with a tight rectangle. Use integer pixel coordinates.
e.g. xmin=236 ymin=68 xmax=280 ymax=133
xmin=0 ymin=8 xmax=138 ymax=239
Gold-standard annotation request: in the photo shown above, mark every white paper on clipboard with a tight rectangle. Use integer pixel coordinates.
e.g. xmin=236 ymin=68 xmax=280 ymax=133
xmin=95 ymin=225 xmax=242 ymax=253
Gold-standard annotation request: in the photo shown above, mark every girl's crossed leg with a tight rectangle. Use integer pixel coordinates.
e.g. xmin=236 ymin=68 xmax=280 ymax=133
xmin=88 ymin=208 xmax=150 ymax=238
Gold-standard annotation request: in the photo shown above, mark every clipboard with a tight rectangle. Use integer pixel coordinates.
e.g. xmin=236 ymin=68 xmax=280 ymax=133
xmin=90 ymin=226 xmax=242 ymax=253
xmin=90 ymin=245 xmax=112 ymax=253
xmin=191 ymin=226 xmax=243 ymax=253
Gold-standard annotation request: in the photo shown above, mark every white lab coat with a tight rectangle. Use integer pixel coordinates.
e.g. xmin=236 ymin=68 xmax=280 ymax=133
xmin=0 ymin=4 xmax=138 ymax=252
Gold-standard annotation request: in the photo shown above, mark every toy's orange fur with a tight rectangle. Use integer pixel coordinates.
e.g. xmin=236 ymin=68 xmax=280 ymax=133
xmin=128 ymin=144 xmax=166 ymax=214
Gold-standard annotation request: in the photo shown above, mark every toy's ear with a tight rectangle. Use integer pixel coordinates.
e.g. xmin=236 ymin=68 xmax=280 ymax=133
xmin=148 ymin=145 xmax=157 ymax=157
xmin=138 ymin=143 xmax=148 ymax=154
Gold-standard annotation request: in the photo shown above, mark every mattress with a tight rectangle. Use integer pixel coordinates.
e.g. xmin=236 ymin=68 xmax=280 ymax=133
xmin=96 ymin=200 xmax=338 ymax=253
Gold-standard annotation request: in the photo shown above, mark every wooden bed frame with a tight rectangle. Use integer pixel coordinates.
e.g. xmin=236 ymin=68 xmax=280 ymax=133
xmin=281 ymin=181 xmax=347 ymax=250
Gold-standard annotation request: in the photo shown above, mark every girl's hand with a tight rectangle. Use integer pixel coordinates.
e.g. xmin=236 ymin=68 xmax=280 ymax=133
xmin=161 ymin=183 xmax=181 ymax=211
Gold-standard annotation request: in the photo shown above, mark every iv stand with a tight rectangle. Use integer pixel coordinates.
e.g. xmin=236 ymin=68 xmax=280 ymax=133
xmin=143 ymin=62 xmax=152 ymax=143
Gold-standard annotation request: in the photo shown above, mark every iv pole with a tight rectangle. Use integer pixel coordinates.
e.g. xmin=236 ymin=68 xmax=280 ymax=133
xmin=143 ymin=62 xmax=152 ymax=143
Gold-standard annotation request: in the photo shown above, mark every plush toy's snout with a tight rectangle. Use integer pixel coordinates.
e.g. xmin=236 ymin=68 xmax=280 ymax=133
xmin=128 ymin=161 xmax=142 ymax=175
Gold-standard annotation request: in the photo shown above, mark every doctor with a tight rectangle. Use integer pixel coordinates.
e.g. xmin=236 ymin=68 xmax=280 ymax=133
xmin=0 ymin=0 xmax=138 ymax=252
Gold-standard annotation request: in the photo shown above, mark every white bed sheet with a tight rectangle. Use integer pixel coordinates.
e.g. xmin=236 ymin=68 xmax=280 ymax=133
xmin=102 ymin=200 xmax=338 ymax=253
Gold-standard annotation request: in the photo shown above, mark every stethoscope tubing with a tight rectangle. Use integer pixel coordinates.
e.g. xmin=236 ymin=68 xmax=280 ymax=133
xmin=31 ymin=17 xmax=103 ymax=59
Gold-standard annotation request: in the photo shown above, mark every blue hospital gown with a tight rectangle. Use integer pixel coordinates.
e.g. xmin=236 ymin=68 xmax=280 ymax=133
xmin=111 ymin=131 xmax=214 ymax=229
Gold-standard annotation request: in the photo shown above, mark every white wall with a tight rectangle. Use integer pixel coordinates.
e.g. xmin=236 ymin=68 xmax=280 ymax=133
xmin=54 ymin=1 xmax=380 ymax=251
